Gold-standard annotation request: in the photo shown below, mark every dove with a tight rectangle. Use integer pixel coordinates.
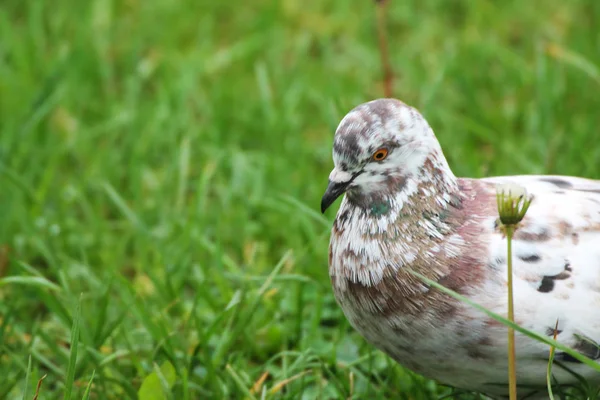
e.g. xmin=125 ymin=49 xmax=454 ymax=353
xmin=321 ymin=98 xmax=600 ymax=399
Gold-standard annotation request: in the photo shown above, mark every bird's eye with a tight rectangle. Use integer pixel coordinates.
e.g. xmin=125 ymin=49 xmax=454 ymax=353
xmin=372 ymin=148 xmax=388 ymax=161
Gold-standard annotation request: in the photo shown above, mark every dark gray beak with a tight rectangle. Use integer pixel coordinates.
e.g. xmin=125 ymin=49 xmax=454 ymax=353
xmin=321 ymin=180 xmax=351 ymax=213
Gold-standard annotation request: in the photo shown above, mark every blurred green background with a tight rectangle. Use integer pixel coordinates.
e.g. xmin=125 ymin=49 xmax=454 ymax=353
xmin=1 ymin=0 xmax=599 ymax=398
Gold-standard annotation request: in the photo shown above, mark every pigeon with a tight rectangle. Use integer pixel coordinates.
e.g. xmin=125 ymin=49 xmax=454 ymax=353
xmin=321 ymin=98 xmax=600 ymax=399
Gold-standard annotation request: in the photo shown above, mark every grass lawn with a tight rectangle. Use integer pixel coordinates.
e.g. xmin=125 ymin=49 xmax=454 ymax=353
xmin=1 ymin=0 xmax=599 ymax=398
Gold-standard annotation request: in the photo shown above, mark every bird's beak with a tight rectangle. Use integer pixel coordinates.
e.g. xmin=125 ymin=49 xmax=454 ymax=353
xmin=321 ymin=169 xmax=353 ymax=213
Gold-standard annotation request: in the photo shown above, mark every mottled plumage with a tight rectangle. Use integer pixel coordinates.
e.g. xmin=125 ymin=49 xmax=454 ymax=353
xmin=321 ymin=99 xmax=600 ymax=399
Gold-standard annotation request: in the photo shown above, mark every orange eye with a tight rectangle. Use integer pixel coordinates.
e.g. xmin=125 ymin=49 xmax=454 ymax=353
xmin=372 ymin=148 xmax=388 ymax=161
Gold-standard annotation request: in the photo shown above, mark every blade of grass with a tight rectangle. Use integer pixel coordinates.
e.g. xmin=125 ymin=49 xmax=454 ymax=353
xmin=176 ymin=136 xmax=191 ymax=212
xmin=21 ymin=354 xmax=32 ymax=400
xmin=182 ymin=369 xmax=190 ymax=400
xmin=276 ymin=194 xmax=330 ymax=227
xmin=0 ymin=275 xmax=61 ymax=291
xmin=81 ymin=370 xmax=96 ymax=400
xmin=225 ymin=364 xmax=257 ymax=400
xmin=63 ymin=296 xmax=82 ymax=400
xmin=102 ymin=181 xmax=145 ymax=231
xmin=547 ymin=43 xmax=600 ymax=85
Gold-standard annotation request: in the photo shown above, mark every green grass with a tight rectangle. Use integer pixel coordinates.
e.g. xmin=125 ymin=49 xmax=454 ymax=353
xmin=1 ymin=0 xmax=599 ymax=398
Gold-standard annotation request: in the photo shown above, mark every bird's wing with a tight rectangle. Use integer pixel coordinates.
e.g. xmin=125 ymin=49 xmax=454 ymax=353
xmin=477 ymin=175 xmax=600 ymax=364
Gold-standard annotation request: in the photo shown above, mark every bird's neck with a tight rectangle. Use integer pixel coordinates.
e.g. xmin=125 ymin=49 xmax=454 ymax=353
xmin=330 ymin=171 xmax=463 ymax=293
xmin=331 ymin=150 xmax=463 ymax=287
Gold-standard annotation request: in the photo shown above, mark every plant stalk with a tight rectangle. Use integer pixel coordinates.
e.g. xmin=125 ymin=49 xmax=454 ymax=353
xmin=506 ymin=226 xmax=517 ymax=400
xmin=374 ymin=0 xmax=393 ymax=98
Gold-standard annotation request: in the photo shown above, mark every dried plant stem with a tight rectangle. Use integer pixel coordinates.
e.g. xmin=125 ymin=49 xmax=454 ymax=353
xmin=546 ymin=319 xmax=560 ymax=400
xmin=375 ymin=0 xmax=393 ymax=97
xmin=33 ymin=374 xmax=47 ymax=400
xmin=506 ymin=226 xmax=517 ymax=400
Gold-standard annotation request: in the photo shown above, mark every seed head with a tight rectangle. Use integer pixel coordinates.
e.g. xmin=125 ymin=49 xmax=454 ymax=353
xmin=496 ymin=183 xmax=534 ymax=226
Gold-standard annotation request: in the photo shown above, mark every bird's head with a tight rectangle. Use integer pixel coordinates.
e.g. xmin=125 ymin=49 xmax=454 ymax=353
xmin=321 ymin=98 xmax=453 ymax=213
